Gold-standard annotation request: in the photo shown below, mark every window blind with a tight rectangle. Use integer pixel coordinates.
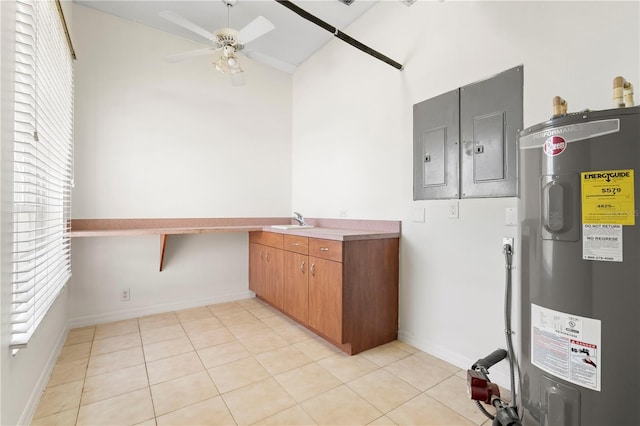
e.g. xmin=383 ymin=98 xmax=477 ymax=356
xmin=11 ymin=0 xmax=74 ymax=350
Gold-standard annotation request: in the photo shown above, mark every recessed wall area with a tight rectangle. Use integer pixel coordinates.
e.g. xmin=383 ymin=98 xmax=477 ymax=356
xmin=1 ymin=1 xmax=638 ymax=424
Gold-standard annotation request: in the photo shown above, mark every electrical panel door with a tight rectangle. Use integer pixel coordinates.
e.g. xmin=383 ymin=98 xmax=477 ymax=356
xmin=460 ymin=66 xmax=523 ymax=198
xmin=413 ymin=89 xmax=460 ymax=200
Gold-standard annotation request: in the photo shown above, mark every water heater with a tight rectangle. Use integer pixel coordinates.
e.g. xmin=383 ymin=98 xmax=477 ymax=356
xmin=519 ymin=106 xmax=640 ymax=425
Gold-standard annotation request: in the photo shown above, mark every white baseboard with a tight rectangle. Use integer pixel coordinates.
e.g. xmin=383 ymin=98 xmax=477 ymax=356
xmin=19 ymin=321 xmax=70 ymax=426
xmin=67 ymin=290 xmax=255 ymax=328
xmin=397 ymin=329 xmax=512 ymax=390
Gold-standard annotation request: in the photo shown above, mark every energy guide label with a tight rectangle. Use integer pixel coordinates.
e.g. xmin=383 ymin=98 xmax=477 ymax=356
xmin=583 ymin=224 xmax=622 ymax=262
xmin=531 ymin=304 xmax=601 ymax=391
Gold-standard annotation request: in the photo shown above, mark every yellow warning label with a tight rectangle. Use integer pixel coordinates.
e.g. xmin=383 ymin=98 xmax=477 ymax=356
xmin=581 ymin=169 xmax=635 ymax=225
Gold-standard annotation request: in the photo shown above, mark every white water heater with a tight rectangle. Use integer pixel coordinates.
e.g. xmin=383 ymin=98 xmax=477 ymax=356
xmin=518 ymin=106 xmax=640 ymax=425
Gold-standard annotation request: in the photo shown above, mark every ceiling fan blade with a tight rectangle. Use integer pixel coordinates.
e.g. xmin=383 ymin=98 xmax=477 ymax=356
xmin=231 ymin=72 xmax=245 ymax=87
xmin=242 ymin=50 xmax=297 ymax=74
xmin=158 ymin=11 xmax=215 ymax=41
xmin=237 ymin=16 xmax=275 ymax=45
xmin=164 ymin=47 xmax=217 ymax=63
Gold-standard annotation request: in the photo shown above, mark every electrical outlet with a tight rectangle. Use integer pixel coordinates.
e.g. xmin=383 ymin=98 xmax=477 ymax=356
xmin=503 ymin=237 xmax=514 ymax=249
xmin=121 ymin=288 xmax=130 ymax=302
xmin=448 ymin=200 xmax=459 ymax=219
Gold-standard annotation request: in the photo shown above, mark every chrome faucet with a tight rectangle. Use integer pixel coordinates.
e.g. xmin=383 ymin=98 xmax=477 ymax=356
xmin=293 ymin=212 xmax=306 ymax=226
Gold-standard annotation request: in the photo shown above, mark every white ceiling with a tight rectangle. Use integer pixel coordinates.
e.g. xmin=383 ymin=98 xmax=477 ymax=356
xmin=74 ymin=0 xmax=382 ymax=73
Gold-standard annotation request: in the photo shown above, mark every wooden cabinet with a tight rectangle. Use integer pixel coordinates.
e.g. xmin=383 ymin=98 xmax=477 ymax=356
xmin=249 ymin=231 xmax=399 ymax=355
xmin=308 ymin=256 xmax=342 ymax=343
xmin=249 ymin=232 xmax=284 ymax=309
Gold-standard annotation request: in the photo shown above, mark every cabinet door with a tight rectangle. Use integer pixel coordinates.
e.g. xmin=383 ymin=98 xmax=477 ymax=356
xmin=308 ymin=257 xmax=343 ymax=343
xmin=283 ymin=251 xmax=309 ymax=324
xmin=249 ymin=243 xmax=265 ymax=296
xmin=263 ymin=246 xmax=284 ymax=309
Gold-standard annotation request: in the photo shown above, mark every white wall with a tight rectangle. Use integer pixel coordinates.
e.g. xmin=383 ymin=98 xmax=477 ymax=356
xmin=1 ymin=2 xmax=74 ymax=424
xmin=68 ymin=4 xmax=293 ymax=325
xmin=292 ymin=0 xmax=639 ymax=387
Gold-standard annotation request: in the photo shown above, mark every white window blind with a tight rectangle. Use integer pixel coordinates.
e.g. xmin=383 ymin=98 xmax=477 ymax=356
xmin=12 ymin=0 xmax=74 ymax=350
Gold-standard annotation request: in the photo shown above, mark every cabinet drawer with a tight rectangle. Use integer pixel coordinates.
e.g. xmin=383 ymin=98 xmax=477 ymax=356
xmin=309 ymin=238 xmax=342 ymax=262
xmin=249 ymin=231 xmax=283 ymax=249
xmin=284 ymin=235 xmax=308 ymax=255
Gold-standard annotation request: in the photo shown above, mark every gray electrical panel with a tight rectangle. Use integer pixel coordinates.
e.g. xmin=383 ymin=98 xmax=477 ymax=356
xmin=413 ymin=66 xmax=523 ymax=200
xmin=413 ymin=89 xmax=460 ymax=200
xmin=460 ymin=66 xmax=522 ymax=198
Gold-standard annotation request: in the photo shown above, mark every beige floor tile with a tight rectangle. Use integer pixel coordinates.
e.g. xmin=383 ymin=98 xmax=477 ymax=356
xmin=426 ymin=375 xmax=491 ymax=424
xmin=248 ymin=306 xmax=278 ymax=319
xmin=317 ymin=352 xmax=379 ymax=383
xmin=301 ymin=385 xmax=382 ymax=426
xmin=139 ymin=312 xmax=180 ymax=330
xmin=146 ymin=351 xmax=204 ymax=385
xmin=47 ymin=358 xmax=88 ymax=388
xmin=76 ymin=388 xmax=154 ymax=426
xmin=134 ymin=419 xmax=158 ymax=426
xmin=256 ymin=345 xmax=312 ymax=375
xmin=198 ymin=340 xmax=250 ymax=369
xmin=217 ymin=310 xmax=260 ymax=327
xmin=368 ymin=415 xmax=398 ymax=425
xmin=348 ymin=369 xmax=421 ymax=413
xmin=253 ymin=405 xmax=317 ymax=425
xmin=386 ymin=393 xmax=475 ymax=426
xmin=207 ymin=301 xmax=246 ymax=315
xmin=65 ymin=327 xmax=95 ymax=346
xmin=151 ymin=371 xmax=219 ymax=416
xmin=140 ymin=323 xmax=186 ymax=345
xmin=223 ymin=377 xmax=296 ymax=425
xmin=293 ymin=337 xmax=341 ymax=361
xmin=187 ymin=326 xmax=237 ymax=350
xmin=94 ymin=319 xmax=139 ymax=340
xmin=235 ymin=297 xmax=266 ymax=310
xmin=90 ymin=332 xmax=141 ymax=356
xmin=390 ymin=340 xmax=419 ymax=355
xmin=181 ymin=316 xmax=224 ymax=334
xmin=238 ymin=330 xmax=289 ymax=355
xmin=226 ymin=319 xmax=269 ymax=338
xmin=415 ymin=350 xmax=462 ymax=374
xmin=273 ymin=324 xmax=315 ymax=344
xmin=31 ymin=408 xmax=78 ymax=426
xmin=384 ymin=354 xmax=454 ymax=391
xmin=260 ymin=314 xmax=298 ymax=330
xmin=360 ymin=342 xmax=411 ymax=367
xmin=56 ymin=342 xmax=92 ymax=364
xmin=209 ymin=356 xmax=270 ymax=393
xmin=156 ymin=396 xmax=236 ymax=426
xmin=81 ymin=364 xmax=149 ymax=405
xmin=33 ymin=380 xmax=83 ymax=420
xmin=175 ymin=306 xmax=215 ymax=323
xmin=86 ymin=346 xmax=145 ymax=377
xmin=143 ymin=334 xmax=194 ymax=362
xmin=275 ymin=362 xmax=342 ymax=403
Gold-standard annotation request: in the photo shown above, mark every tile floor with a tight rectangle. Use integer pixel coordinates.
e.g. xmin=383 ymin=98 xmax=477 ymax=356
xmin=31 ymin=297 xmax=497 ymax=425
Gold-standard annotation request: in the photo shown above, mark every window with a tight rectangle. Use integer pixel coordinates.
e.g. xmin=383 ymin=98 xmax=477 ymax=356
xmin=11 ymin=0 xmax=74 ymax=350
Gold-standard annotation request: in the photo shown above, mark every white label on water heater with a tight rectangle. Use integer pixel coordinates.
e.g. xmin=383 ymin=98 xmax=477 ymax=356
xmin=531 ymin=304 xmax=601 ymax=391
xmin=582 ymin=224 xmax=623 ymax=262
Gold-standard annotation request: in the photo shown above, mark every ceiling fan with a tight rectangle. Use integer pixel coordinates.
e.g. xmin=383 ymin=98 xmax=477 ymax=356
xmin=159 ymin=0 xmax=279 ymax=86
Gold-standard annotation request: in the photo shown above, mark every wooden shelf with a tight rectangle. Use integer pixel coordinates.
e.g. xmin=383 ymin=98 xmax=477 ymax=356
xmin=69 ymin=218 xmax=291 ymax=271
xmin=68 ymin=218 xmax=402 ymax=272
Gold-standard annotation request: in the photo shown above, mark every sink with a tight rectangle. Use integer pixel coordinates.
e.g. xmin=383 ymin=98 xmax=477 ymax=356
xmin=271 ymin=224 xmax=314 ymax=230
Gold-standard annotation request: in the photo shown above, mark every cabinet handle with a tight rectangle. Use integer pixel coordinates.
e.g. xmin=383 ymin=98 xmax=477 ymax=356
xmin=310 ymin=263 xmax=315 ymax=276
xmin=300 ymin=260 xmax=305 ymax=272
xmin=292 ymin=242 xmax=300 ymax=246
xmin=320 ymin=247 xmax=329 ymax=252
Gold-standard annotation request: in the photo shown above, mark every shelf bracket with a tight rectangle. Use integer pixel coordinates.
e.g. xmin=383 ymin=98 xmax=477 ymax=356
xmin=159 ymin=234 xmax=167 ymax=271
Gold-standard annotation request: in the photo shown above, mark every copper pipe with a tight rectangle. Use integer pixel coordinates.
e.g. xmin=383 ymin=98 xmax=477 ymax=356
xmin=553 ymin=96 xmax=567 ymax=116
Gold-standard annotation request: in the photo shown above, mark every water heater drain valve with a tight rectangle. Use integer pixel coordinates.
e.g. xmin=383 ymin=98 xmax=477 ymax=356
xmin=467 ymin=369 xmax=501 ymax=404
